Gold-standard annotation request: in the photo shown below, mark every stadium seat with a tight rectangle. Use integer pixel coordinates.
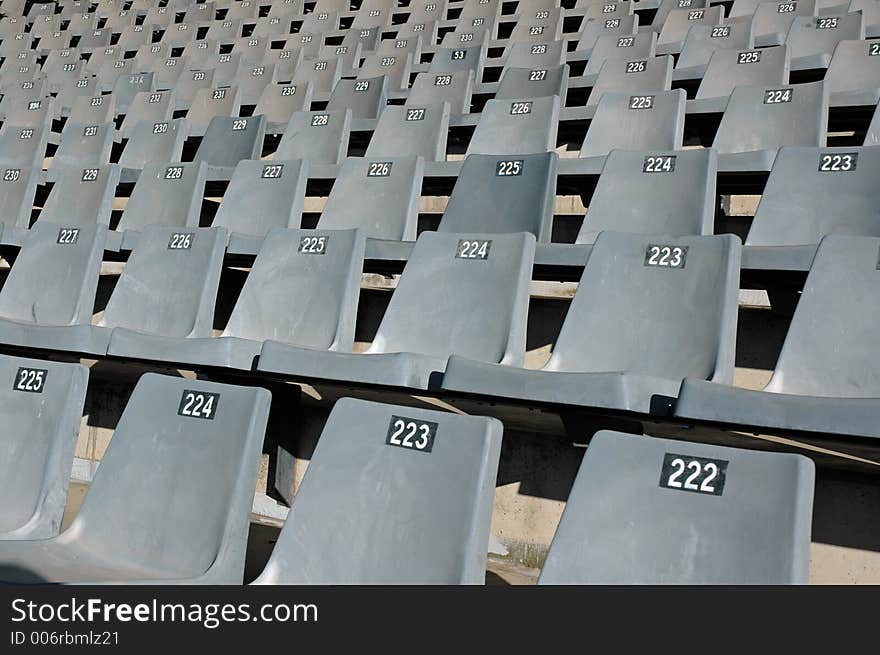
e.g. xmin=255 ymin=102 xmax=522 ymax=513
xmin=253 ymin=397 xmax=502 ymax=584
xmin=365 ymin=102 xmax=450 ymax=161
xmin=656 ymin=5 xmax=724 ymax=55
xmin=37 ymin=165 xmax=120 ymax=228
xmin=173 ymin=69 xmax=217 ymax=111
xmin=257 ymin=231 xmax=535 ymax=390
xmin=52 ymin=122 xmax=114 ymax=169
xmin=186 ymin=86 xmax=242 ymax=138
xmin=0 ymin=373 xmax=270 ymax=583
xmin=648 ymin=0 xmax=709 ymax=33
xmin=587 ymin=55 xmax=673 ymax=108
xmin=111 ymin=71 xmax=155 ymax=115
xmin=119 ymin=119 xmax=189 ymax=171
xmin=537 ymin=431 xmax=815 ymax=584
xmin=443 ymin=231 xmax=738 ymax=413
xmin=466 ymin=96 xmax=560 ymax=155
xmin=438 ymin=152 xmax=557 ymax=241
xmin=0 ymin=161 xmax=39 ymax=236
xmin=0 ymin=122 xmax=47 ymax=169
xmin=0 ymin=356 xmax=87 ymax=541
xmin=675 ymin=20 xmax=755 ymax=76
xmin=120 ymin=89 xmax=177 ymax=137
xmin=712 ymin=80 xmax=828 ymax=172
xmin=193 ymin=114 xmax=267 ymax=168
xmin=255 ymin=81 xmax=314 ymax=129
xmin=117 ymin=162 xmax=208 ymax=237
xmin=358 ymin=52 xmax=414 ymax=92
xmin=676 ymin=235 xmax=880 ymax=440
xmin=495 ymin=64 xmax=569 ymax=103
xmin=576 ymin=14 xmax=639 ymax=55
xmin=292 ymin=57 xmax=343 ymax=93
xmin=406 ymin=70 xmax=475 ymax=115
xmin=692 ymin=45 xmax=790 ymax=113
xmin=316 ymin=155 xmax=424 ymax=240
xmin=753 ymin=0 xmax=817 ymax=47
xmin=576 ymin=148 xmax=717 ymax=243
xmin=505 ymin=40 xmax=567 ymax=69
xmin=274 ymin=109 xmax=352 ymax=164
xmin=584 ymin=31 xmax=657 ymax=77
xmin=327 ymin=76 xmax=388 ymax=120
xmin=823 ymin=39 xmax=880 ymax=106
xmin=785 ymin=12 xmax=864 ymax=70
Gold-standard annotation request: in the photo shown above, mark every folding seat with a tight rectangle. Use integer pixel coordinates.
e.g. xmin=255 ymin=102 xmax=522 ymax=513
xmin=29 ymin=13 xmax=62 ymax=39
xmin=34 ymin=29 xmax=71 ymax=54
xmin=269 ymin=0 xmax=305 ymax=19
xmin=267 ymin=47 xmax=305 ymax=82
xmin=0 ymin=355 xmax=88 ymax=540
xmin=3 ymin=96 xmax=54 ymax=128
xmin=0 ymin=52 xmax=41 ymax=86
xmin=467 ymin=96 xmax=560 ymax=156
xmin=212 ymin=52 xmax=247 ymax=87
xmin=406 ymin=70 xmax=475 ymax=115
xmin=120 ymin=89 xmax=176 ymax=137
xmin=575 ymin=149 xmax=716 ymax=243
xmin=37 ymin=165 xmax=120 ymax=228
xmin=677 ymin=234 xmax=880 ymax=441
xmin=742 ymin=146 xmax=880 ymax=269
xmin=173 ymin=69 xmax=216 ymax=111
xmin=225 ymin=0 xmax=258 ymax=21
xmin=143 ymin=5 xmax=174 ymax=28
xmin=117 ymin=162 xmax=207 ymax=234
xmin=712 ymin=81 xmax=828 ymax=171
xmin=444 ymin=231 xmax=738 ymax=414
xmin=253 ymin=15 xmax=290 ymax=39
xmin=77 ymin=27 xmax=113 ymax=53
xmin=316 ymin=155 xmax=424 ymax=240
xmin=358 ymin=52 xmax=414 ymax=92
xmin=586 ymin=55 xmax=673 ymax=108
xmin=728 ymin=0 xmax=766 ymax=18
xmin=0 ymin=80 xmax=46 ymax=120
xmin=295 ymin=10 xmax=340 ymax=56
xmin=86 ymin=45 xmax=122 ymax=76
xmin=41 ymin=49 xmax=86 ymax=93
xmin=580 ymin=0 xmax=635 ymax=21
xmin=118 ymin=118 xmax=189 ymax=171
xmin=293 ymin=57 xmax=343 ymax=93
xmin=254 ymin=81 xmax=315 ymax=128
xmin=111 ymin=71 xmax=155 ymax=115
xmin=0 ymin=223 xmax=105 ymax=350
xmin=648 ymin=0 xmax=709 ymax=33
xmin=0 ymin=32 xmax=30 ymax=57
xmin=537 ymin=431 xmax=814 ymax=584
xmin=656 ymin=5 xmax=724 ymax=55
xmin=353 ymin=5 xmax=393 ymax=29
xmin=327 ymin=76 xmax=389 ymax=119
xmin=51 ymin=122 xmax=114 ymax=169
xmin=0 ymin=123 xmax=48 ymax=169
xmin=785 ymin=12 xmax=865 ymax=70
xmin=0 ymin=162 xmax=40 ymax=234
xmin=258 ymin=230 xmax=534 ymax=390
xmin=824 ymin=40 xmax=880 ymax=106
xmin=274 ymin=109 xmax=352 ymax=164
xmin=404 ymin=0 xmax=447 ymax=24
xmin=752 ymin=0 xmax=817 ymax=47
xmin=867 ymin=102 xmax=880 ymax=146
xmin=848 ymin=0 xmax=880 ymax=37
xmin=0 ymin=16 xmax=25 ymax=39
xmin=102 ymin=9 xmax=135 ymax=33
xmin=438 ymin=152 xmax=557 ymax=241
xmin=428 ymin=43 xmax=490 ymax=77
xmin=365 ymin=103 xmax=450 ymax=161
xmin=206 ymin=17 xmax=242 ymax=44
xmin=121 ymin=227 xmax=363 ymax=369
xmin=182 ymin=38 xmax=221 ymax=70
xmin=318 ymin=39 xmax=364 ymax=77
xmin=580 ymin=89 xmax=685 ymax=165
xmin=233 ymin=36 xmax=270 ymax=66
xmin=95 ymin=58 xmax=132 ymax=93
xmin=65 ymin=11 xmax=98 ymax=37
xmin=441 ymin=27 xmax=491 ymax=51
xmin=396 ymin=17 xmax=439 ymax=44
xmin=375 ymin=33 xmax=424 ymax=64
xmin=182 ymin=1 xmax=217 ymax=25
xmin=675 ymin=21 xmax=755 ymax=76
xmin=193 ymin=114 xmax=266 ymax=168
xmin=152 ymin=55 xmax=193 ymax=91
xmin=583 ymin=32 xmax=656 ymax=76
xmin=68 ymin=93 xmax=116 ymax=125
xmin=457 ymin=0 xmax=502 ymax=38
xmin=504 ymin=39 xmax=567 ymax=69
xmin=213 ymin=159 xmax=308 ymax=245
xmin=185 ymin=86 xmax=242 ymax=137
xmin=132 ymin=43 xmax=173 ymax=75
xmin=692 ymin=45 xmax=790 ymax=112
xmin=495 ymin=64 xmax=569 ymax=103
xmin=254 ymin=397 xmax=501 ymax=584
xmin=508 ymin=7 xmax=564 ymax=43
xmin=115 ymin=24 xmax=153 ymax=53
xmin=0 ymin=373 xmax=269 ymax=584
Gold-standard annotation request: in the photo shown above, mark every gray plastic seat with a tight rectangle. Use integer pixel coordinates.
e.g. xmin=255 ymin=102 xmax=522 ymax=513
xmin=274 ymin=109 xmax=351 ymax=164
xmin=580 ymin=89 xmax=685 ymax=164
xmin=0 ymin=162 xmax=38 ymax=234
xmin=406 ymin=70 xmax=475 ymax=115
xmin=693 ymin=45 xmax=790 ymax=113
xmin=255 ymin=82 xmax=315 ymax=129
xmin=443 ymin=231 xmax=739 ymax=413
xmin=0 ymin=373 xmax=269 ymax=583
xmin=712 ymin=81 xmax=828 ymax=171
xmin=103 ymin=226 xmax=227 ymax=361
xmin=365 ymin=102 xmax=449 ymax=161
xmin=676 ymin=235 xmax=880 ymax=440
xmin=193 ymin=114 xmax=266 ymax=168
xmin=214 ymin=158 xmax=309 ymax=245
xmin=212 ymin=54 xmax=245 ymax=88
xmin=576 ymin=148 xmax=717 ymax=243
xmin=258 ymin=230 xmax=535 ymax=390
xmin=438 ymin=152 xmax=557 ymax=242
xmin=785 ymin=12 xmax=864 ymax=70
xmin=656 ymin=5 xmax=724 ymax=55
xmin=116 ymin=228 xmax=365 ymax=370
xmin=577 ymin=13 xmax=639 ymax=54
xmin=292 ymin=57 xmax=342 ymax=93
xmin=4 ymin=96 xmax=54 ymax=128
xmin=38 ymin=165 xmax=120 ymax=228
xmin=253 ymin=397 xmax=502 ymax=584
xmin=743 ymin=146 xmax=880 ymax=267
xmin=52 ymin=122 xmax=114 ymax=169
xmin=119 ymin=89 xmax=176 ymax=137
xmin=649 ymin=0 xmax=710 ymax=32
xmin=172 ymin=69 xmax=216 ymax=111
xmin=326 ymin=76 xmax=388 ymax=119
xmin=584 ymin=31 xmax=657 ymax=76
xmin=824 ymin=40 xmax=880 ymax=106
xmin=495 ymin=64 xmax=569 ymax=104
xmin=587 ymin=55 xmax=673 ymax=107
xmin=67 ymin=93 xmax=115 ymax=125
xmin=317 ymin=155 xmax=424 ymax=240
xmin=358 ymin=52 xmax=414 ymax=92
xmin=537 ymin=431 xmax=814 ymax=584
xmin=508 ymin=6 xmax=564 ymax=43
xmin=119 ymin=118 xmax=189 ymax=171
xmin=182 ymin=39 xmax=221 ymax=71
xmin=0 ymin=223 xmax=106 ymax=351
xmin=117 ymin=161 xmax=207 ymax=235
xmin=0 ymin=355 xmax=87 ymax=540
xmin=0 ymin=123 xmax=47 ymax=169
xmin=466 ymin=96 xmax=560 ymax=155
xmin=111 ymin=71 xmax=155 ymax=115
xmin=238 ymin=63 xmax=278 ymax=106
xmin=504 ymin=39 xmax=567 ymax=69
xmin=753 ymin=0 xmax=817 ymax=47
xmin=185 ymin=86 xmax=242 ymax=138
xmin=676 ymin=21 xmax=755 ymax=75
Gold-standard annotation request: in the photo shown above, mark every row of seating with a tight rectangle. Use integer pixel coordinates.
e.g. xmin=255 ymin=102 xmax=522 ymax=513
xmin=0 ymin=362 xmax=814 ymax=583
xmin=0 ymin=225 xmax=876 ymax=442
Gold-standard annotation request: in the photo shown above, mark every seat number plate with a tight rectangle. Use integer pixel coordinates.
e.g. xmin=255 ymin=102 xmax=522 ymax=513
xmin=660 ymin=453 xmax=728 ymax=496
xmin=14 ymin=367 xmax=46 ymax=393
xmin=386 ymin=416 xmax=437 ymax=453
xmin=645 ymin=244 xmax=688 ymax=268
xmin=178 ymin=390 xmax=219 ymax=419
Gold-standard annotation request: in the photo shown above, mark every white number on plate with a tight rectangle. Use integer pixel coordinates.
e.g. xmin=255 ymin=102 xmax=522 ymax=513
xmin=14 ymin=367 xmax=46 ymax=393
xmin=57 ymin=228 xmax=79 ymax=244
xmin=406 ymin=108 xmax=425 ymax=121
xmin=818 ymin=152 xmax=858 ymax=172
xmin=626 ymin=60 xmax=646 ymax=73
xmin=3 ymin=168 xmax=21 ymax=182
xmin=529 ymin=69 xmax=547 ymax=81
xmin=232 ymin=119 xmax=248 ymax=131
xmin=178 ymin=390 xmax=219 ymax=419
xmin=262 ymin=164 xmax=284 ymax=178
xmin=496 ymin=160 xmax=523 ymax=176
xmin=456 ymin=239 xmax=491 ymax=259
xmin=711 ymin=26 xmax=730 ymax=37
xmin=817 ymin=16 xmax=839 ymax=29
xmin=298 ymin=235 xmax=327 ymax=254
xmin=367 ymin=161 xmax=392 ymax=177
xmin=737 ymin=50 xmax=761 ymax=64
xmin=617 ymin=37 xmax=634 ymax=47
xmin=629 ymin=95 xmax=654 ymax=109
xmin=168 ymin=232 xmax=192 ymax=249
xmin=660 ymin=453 xmax=727 ymax=496
xmin=510 ymin=101 xmax=532 ymax=115
xmin=643 ymin=155 xmax=676 ymax=173
xmin=386 ymin=416 xmax=436 ymax=452
xmin=434 ymin=74 xmax=452 ymax=85
xmin=764 ymin=88 xmax=792 ymax=104
xmin=165 ymin=165 xmax=184 ymax=179
xmin=645 ymin=244 xmax=687 ymax=268
xmin=81 ymin=168 xmax=99 ymax=181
